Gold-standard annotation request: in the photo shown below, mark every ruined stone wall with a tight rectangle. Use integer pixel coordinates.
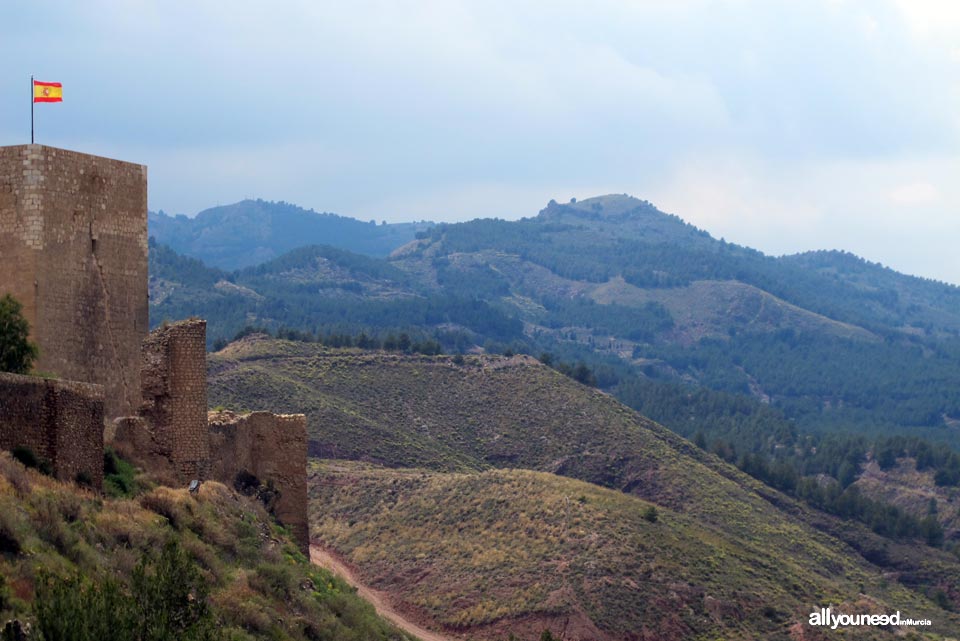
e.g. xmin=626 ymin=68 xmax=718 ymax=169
xmin=140 ymin=319 xmax=209 ymax=481
xmin=0 ymin=372 xmax=104 ymax=488
xmin=208 ymin=410 xmax=309 ymax=552
xmin=0 ymin=144 xmax=148 ymax=420
xmin=131 ymin=324 xmax=310 ymax=549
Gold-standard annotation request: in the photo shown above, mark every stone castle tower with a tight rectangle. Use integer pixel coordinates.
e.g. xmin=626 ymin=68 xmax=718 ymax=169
xmin=1 ymin=144 xmax=309 ymax=551
xmin=0 ymin=144 xmax=148 ymax=419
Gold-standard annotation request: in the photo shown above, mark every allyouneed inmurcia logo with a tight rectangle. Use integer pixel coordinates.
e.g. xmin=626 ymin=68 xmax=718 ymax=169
xmin=809 ymin=607 xmax=931 ymax=630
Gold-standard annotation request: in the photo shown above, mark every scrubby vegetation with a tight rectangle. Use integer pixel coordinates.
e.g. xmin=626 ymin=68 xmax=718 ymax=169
xmin=211 ymin=338 xmax=960 ymax=630
xmin=34 ymin=540 xmax=217 ymax=641
xmin=309 ymin=461 xmax=958 ymax=640
xmin=208 ymin=338 xmax=956 ymax=547
xmin=103 ymin=447 xmax=140 ymax=498
xmin=0 ymin=451 xmax=410 ymax=641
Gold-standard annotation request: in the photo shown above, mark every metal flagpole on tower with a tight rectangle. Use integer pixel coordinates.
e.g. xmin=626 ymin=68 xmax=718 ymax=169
xmin=30 ymin=75 xmax=34 ymax=144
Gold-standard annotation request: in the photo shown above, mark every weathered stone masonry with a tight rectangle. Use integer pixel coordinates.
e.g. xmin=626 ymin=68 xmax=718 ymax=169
xmin=140 ymin=319 xmax=209 ymax=481
xmin=0 ymin=144 xmax=148 ymax=420
xmin=119 ymin=320 xmax=310 ymax=551
xmin=0 ymin=372 xmax=104 ymax=489
xmin=209 ymin=411 xmax=309 ymax=551
xmin=0 ymin=145 xmax=308 ymax=549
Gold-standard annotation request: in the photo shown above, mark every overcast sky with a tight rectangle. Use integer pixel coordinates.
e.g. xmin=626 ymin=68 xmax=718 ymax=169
xmin=2 ymin=1 xmax=959 ymax=283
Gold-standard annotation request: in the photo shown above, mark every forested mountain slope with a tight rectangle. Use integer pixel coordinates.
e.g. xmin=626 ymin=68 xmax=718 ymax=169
xmin=149 ymin=199 xmax=431 ymax=270
xmin=152 ymin=194 xmax=960 ymax=443
xmin=154 ymin=195 xmax=960 ymax=544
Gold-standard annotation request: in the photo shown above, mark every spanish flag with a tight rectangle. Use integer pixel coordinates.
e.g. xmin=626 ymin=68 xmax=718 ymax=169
xmin=33 ymin=80 xmax=62 ymax=103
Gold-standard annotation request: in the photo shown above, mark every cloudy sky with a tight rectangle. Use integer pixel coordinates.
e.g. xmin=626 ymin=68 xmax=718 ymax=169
xmin=2 ymin=1 xmax=959 ymax=283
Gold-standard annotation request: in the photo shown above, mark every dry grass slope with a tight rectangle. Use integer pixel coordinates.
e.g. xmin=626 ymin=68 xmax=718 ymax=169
xmin=0 ymin=451 xmax=411 ymax=641
xmin=309 ymin=461 xmax=956 ymax=641
xmin=209 ymin=337 xmax=960 ymax=640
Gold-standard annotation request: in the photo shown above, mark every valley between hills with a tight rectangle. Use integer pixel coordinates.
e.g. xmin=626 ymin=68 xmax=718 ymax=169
xmin=4 ymin=4 xmax=958 ymax=639
xmin=206 ymin=335 xmax=960 ymax=640
xmin=3 ymin=191 xmax=956 ymax=640
xmin=149 ymin=193 xmax=960 ymax=639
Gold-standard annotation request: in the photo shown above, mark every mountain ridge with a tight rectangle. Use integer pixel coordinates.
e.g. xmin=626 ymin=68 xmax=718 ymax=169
xmin=149 ymin=199 xmax=433 ymax=270
xmin=152 ymin=195 xmax=960 ymax=539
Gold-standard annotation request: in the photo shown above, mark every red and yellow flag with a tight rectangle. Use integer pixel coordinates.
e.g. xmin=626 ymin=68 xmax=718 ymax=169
xmin=33 ymin=81 xmax=62 ymax=103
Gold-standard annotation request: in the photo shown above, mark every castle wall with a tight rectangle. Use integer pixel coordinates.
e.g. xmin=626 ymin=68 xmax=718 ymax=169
xmin=0 ymin=372 xmax=104 ymax=489
xmin=208 ymin=410 xmax=309 ymax=552
xmin=0 ymin=144 xmax=308 ymax=545
xmin=140 ymin=319 xmax=209 ymax=481
xmin=0 ymin=144 xmax=148 ymax=420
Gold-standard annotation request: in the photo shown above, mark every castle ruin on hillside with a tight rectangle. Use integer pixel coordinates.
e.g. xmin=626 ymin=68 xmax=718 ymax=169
xmin=0 ymin=144 xmax=308 ymax=551
xmin=114 ymin=318 xmax=309 ymax=546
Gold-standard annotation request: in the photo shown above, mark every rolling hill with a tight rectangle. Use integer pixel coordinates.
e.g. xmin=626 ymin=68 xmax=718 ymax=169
xmin=151 ymin=194 xmax=960 ymax=443
xmin=309 ymin=463 xmax=952 ymax=641
xmin=156 ymin=193 xmax=960 ymax=547
xmin=206 ymin=336 xmax=960 ymax=639
xmin=149 ymin=199 xmax=432 ymax=270
xmin=389 ymin=195 xmax=960 ymax=439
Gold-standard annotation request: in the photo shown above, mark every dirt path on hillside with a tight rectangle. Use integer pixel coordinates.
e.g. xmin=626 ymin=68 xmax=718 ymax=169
xmin=309 ymin=544 xmax=457 ymax=641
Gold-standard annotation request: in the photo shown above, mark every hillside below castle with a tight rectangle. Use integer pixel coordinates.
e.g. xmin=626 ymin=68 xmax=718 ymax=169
xmin=209 ymin=335 xmax=960 ymax=640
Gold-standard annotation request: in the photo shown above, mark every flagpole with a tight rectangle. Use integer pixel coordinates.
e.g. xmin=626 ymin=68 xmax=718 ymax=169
xmin=30 ymin=75 xmax=34 ymax=144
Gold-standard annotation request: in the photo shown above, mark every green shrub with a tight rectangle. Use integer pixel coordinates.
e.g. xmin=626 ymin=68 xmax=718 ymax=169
xmin=232 ymin=471 xmax=280 ymax=514
xmin=75 ymin=471 xmax=93 ymax=488
xmin=250 ymin=562 xmax=295 ymax=600
xmin=32 ymin=495 xmax=77 ymax=555
xmin=10 ymin=447 xmax=38 ymax=470
xmin=12 ymin=446 xmax=53 ymax=477
xmin=35 ymin=540 xmax=219 ymax=641
xmin=131 ymin=540 xmax=218 ymax=641
xmin=642 ymin=505 xmax=659 ymax=523
xmin=0 ymin=294 xmax=39 ymax=374
xmin=104 ymin=449 xmax=138 ymax=498
xmin=35 ymin=572 xmax=135 ymax=641
xmin=933 ymin=589 xmax=953 ymax=612
xmin=0 ymin=506 xmax=21 ymax=556
xmin=233 ymin=470 xmax=260 ymax=496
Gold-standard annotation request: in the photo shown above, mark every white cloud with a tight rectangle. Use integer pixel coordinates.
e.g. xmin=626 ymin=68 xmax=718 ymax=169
xmin=890 ymin=181 xmax=939 ymax=205
xmin=650 ymin=153 xmax=960 ymax=282
xmin=894 ymin=0 xmax=960 ymax=39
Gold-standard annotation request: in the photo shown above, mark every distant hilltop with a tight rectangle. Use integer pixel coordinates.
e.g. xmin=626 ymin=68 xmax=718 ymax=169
xmin=149 ymin=199 xmax=433 ymax=270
